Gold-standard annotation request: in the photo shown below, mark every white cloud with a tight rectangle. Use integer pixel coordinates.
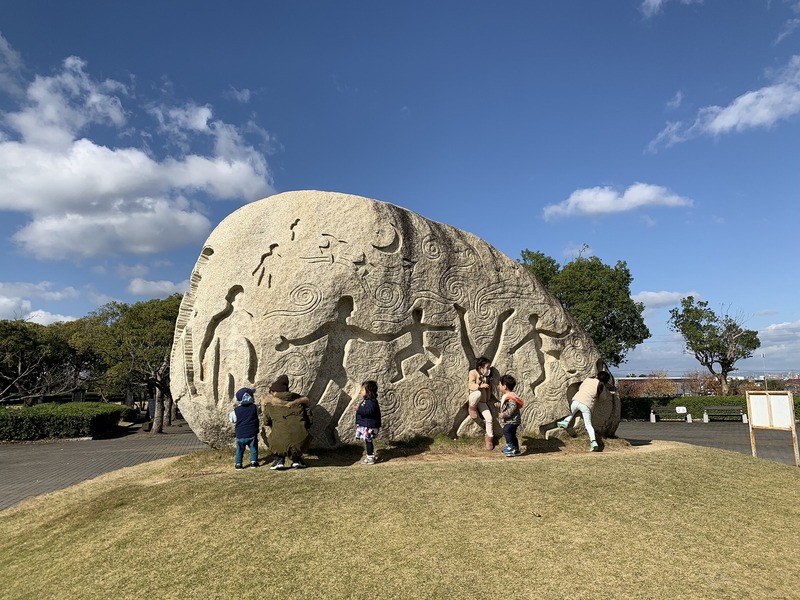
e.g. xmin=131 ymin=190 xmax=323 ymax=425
xmin=26 ymin=309 xmax=76 ymax=325
xmin=615 ymin=338 xmax=695 ymax=375
xmin=648 ymin=55 xmax=800 ymax=151
xmin=736 ymin=320 xmax=800 ymax=374
xmin=666 ymin=90 xmax=683 ymax=110
xmin=116 ymin=263 xmax=149 ymax=278
xmin=224 ymin=86 xmax=252 ymax=103
xmin=84 ymin=286 xmax=116 ymax=307
xmin=621 ymin=318 xmax=800 ymax=376
xmin=0 ymin=33 xmax=24 ymax=96
xmin=148 ymin=102 xmax=213 ymax=151
xmin=632 ymin=290 xmax=700 ymax=308
xmin=5 ymin=56 xmax=127 ymax=150
xmin=0 ymin=138 xmax=272 ymax=214
xmin=543 ymin=182 xmax=693 ymax=220
xmin=776 ymin=18 xmax=800 ymax=44
xmin=0 ymin=295 xmax=31 ymax=320
xmin=0 ymin=40 xmax=275 ymax=260
xmin=757 ymin=320 xmax=800 ymax=346
xmin=12 ymin=197 xmax=213 ymax=260
xmin=641 ymin=0 xmax=702 ymax=19
xmin=0 ymin=281 xmax=79 ymax=322
xmin=0 ymin=281 xmax=79 ymax=301
xmin=150 ymin=102 xmax=212 ymax=134
xmin=127 ymin=277 xmax=189 ymax=297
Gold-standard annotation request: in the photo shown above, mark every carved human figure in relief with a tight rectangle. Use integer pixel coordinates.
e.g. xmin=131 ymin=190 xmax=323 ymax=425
xmin=198 ymin=287 xmax=257 ymax=405
xmin=275 ymin=296 xmax=454 ymax=444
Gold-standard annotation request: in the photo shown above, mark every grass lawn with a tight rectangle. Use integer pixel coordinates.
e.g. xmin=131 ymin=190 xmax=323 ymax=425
xmin=1 ymin=437 xmax=798 ymax=600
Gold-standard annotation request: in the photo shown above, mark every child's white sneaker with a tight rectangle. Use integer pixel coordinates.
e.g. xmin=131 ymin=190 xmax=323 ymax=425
xmin=363 ymin=455 xmax=376 ymax=465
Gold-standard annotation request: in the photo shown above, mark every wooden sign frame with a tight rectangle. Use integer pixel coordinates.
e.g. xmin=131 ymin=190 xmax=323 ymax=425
xmin=745 ymin=391 xmax=799 ymax=467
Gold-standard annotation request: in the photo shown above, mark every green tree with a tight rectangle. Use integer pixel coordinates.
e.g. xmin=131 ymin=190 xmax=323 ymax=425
xmin=519 ymin=250 xmax=560 ymax=289
xmin=668 ymin=296 xmax=760 ymax=395
xmin=519 ymin=251 xmax=650 ymax=366
xmin=74 ymin=295 xmax=182 ymax=432
xmin=0 ymin=320 xmax=84 ymax=402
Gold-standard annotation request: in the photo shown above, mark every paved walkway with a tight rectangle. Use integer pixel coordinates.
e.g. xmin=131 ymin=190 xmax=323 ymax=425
xmin=2 ymin=420 xmax=797 ymax=511
xmin=616 ymin=420 xmax=799 ymax=466
xmin=0 ymin=423 xmax=205 ymax=511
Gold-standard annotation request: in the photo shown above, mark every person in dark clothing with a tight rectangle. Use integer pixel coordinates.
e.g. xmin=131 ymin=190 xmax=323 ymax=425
xmin=354 ymin=380 xmax=382 ymax=465
xmin=260 ymin=374 xmax=313 ymax=470
xmin=228 ymin=387 xmax=260 ymax=469
xmin=498 ymin=374 xmax=524 ymax=456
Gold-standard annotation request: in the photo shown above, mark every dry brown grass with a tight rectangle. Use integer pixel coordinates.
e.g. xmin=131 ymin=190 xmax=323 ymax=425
xmin=1 ymin=438 xmax=798 ymax=600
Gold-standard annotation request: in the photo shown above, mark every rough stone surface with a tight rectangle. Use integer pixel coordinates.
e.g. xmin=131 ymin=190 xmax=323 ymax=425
xmin=170 ymin=191 xmax=618 ymax=448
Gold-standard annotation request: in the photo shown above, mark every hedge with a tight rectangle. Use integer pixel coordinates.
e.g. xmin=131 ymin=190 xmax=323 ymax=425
xmin=0 ymin=402 xmax=135 ymax=441
xmin=620 ymin=395 xmax=800 ymax=421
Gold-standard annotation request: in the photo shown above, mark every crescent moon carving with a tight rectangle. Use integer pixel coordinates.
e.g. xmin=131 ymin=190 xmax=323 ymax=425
xmin=372 ymin=224 xmax=400 ymax=254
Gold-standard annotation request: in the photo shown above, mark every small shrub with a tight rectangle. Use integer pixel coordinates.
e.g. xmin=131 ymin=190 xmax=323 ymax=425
xmin=0 ymin=402 xmax=135 ymax=441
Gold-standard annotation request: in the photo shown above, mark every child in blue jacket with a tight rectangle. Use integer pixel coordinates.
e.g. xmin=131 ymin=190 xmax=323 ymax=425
xmin=228 ymin=387 xmax=260 ymax=469
xmin=354 ymin=380 xmax=381 ymax=465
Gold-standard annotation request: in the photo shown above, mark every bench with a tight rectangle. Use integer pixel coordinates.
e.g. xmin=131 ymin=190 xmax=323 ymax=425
xmin=703 ymin=405 xmax=748 ymax=423
xmin=650 ymin=406 xmax=692 ymax=423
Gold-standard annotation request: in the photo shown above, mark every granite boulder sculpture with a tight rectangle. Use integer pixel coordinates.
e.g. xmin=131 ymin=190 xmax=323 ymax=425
xmin=170 ymin=191 xmax=617 ymax=448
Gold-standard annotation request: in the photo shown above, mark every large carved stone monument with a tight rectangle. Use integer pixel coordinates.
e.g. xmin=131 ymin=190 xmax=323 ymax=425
xmin=170 ymin=191 xmax=618 ymax=448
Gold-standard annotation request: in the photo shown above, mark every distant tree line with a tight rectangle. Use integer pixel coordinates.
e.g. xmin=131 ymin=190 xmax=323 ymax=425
xmin=0 ymin=294 xmax=182 ymax=433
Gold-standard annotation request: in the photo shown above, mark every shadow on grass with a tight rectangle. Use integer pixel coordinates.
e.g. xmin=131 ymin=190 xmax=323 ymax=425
xmin=620 ymin=437 xmax=654 ymax=447
xmin=307 ymin=436 xmax=437 ymax=466
xmin=307 ymin=444 xmax=364 ymax=467
xmin=376 ymin=436 xmax=435 ymax=462
xmin=520 ymin=436 xmax=566 ymax=455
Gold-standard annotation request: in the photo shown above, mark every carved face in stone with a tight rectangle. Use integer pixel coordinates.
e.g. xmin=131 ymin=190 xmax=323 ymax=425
xmin=170 ymin=191 xmax=612 ymax=448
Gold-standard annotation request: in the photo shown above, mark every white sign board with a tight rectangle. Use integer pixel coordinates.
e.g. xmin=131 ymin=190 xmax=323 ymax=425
xmin=747 ymin=391 xmax=794 ymax=430
xmin=745 ymin=391 xmax=798 ymax=466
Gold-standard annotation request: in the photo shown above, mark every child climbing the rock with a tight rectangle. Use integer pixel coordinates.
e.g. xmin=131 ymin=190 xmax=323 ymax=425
xmin=354 ymin=380 xmax=381 ymax=465
xmin=557 ymin=371 xmax=611 ymax=452
xmin=498 ymin=374 xmax=524 ymax=456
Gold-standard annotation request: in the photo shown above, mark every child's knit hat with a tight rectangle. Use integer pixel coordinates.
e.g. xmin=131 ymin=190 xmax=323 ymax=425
xmin=270 ymin=374 xmax=290 ymax=393
xmin=235 ymin=387 xmax=255 ymax=404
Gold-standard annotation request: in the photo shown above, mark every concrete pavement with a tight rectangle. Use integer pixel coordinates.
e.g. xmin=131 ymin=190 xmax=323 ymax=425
xmin=616 ymin=420 xmax=799 ymax=466
xmin=0 ymin=422 xmax=205 ymax=511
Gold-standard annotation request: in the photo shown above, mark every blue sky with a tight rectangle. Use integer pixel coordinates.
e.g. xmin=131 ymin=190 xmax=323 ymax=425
xmin=1 ymin=0 xmax=799 ymax=378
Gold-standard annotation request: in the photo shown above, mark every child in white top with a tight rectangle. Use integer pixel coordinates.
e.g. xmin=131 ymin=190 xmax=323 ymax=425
xmin=557 ymin=371 xmax=611 ymax=451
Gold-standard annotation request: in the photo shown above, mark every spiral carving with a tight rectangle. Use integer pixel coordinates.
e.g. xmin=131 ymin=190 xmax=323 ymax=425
xmin=504 ymin=318 xmax=527 ymax=348
xmin=421 ymin=234 xmax=443 ymax=261
xmin=381 ymin=387 xmax=401 ymax=416
xmin=561 ymin=335 xmax=591 ymax=373
xmin=474 ymin=282 xmax=520 ymax=321
xmin=264 ymin=283 xmax=323 ymax=318
xmin=412 ymin=387 xmax=437 ymax=421
xmin=439 ymin=270 xmax=468 ymax=305
xmin=374 ymin=281 xmax=405 ymax=312
xmin=438 ymin=342 xmax=462 ymax=370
